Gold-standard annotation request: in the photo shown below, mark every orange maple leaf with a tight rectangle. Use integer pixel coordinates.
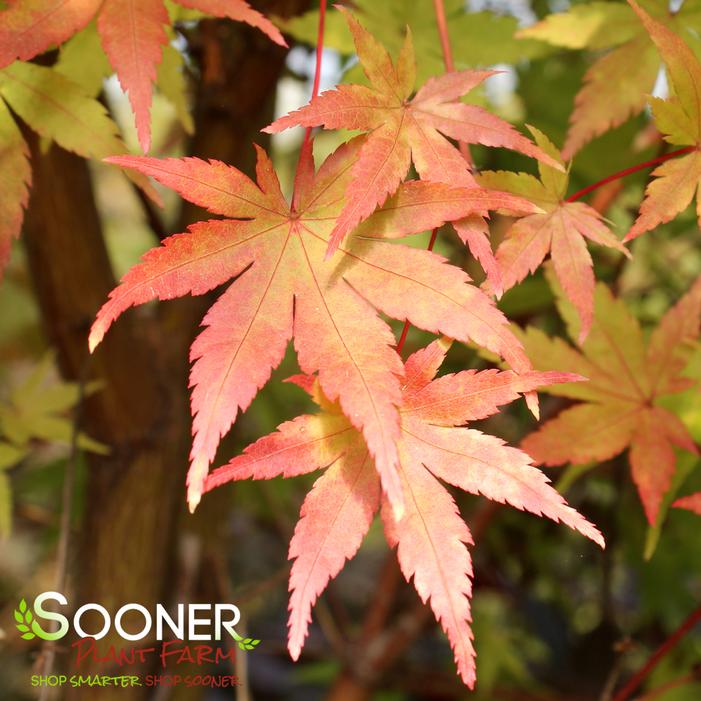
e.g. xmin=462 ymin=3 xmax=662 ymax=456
xmin=673 ymin=492 xmax=701 ymax=515
xmin=520 ymin=275 xmax=701 ymax=524
xmin=90 ymin=139 xmax=540 ymax=514
xmin=479 ymin=127 xmax=629 ymax=342
xmin=203 ymin=338 xmax=604 ymax=688
xmin=264 ymin=7 xmax=560 ymax=257
xmin=0 ymin=0 xmax=285 ymax=152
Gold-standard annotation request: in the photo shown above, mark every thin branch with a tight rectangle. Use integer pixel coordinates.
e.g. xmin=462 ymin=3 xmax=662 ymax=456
xmin=599 ymin=642 xmax=632 ymax=701
xmin=635 ymin=667 xmax=701 ymax=701
xmin=234 ymin=565 xmax=288 ymax=606
xmin=235 ymin=617 xmax=251 ymax=701
xmin=362 ymin=599 xmax=432 ymax=679
xmin=359 ymin=555 xmax=403 ymax=640
xmin=395 ymin=0 xmax=471 ymax=355
xmin=38 ymin=352 xmax=92 ymax=701
xmin=611 ymin=602 xmax=701 ymax=701
xmin=316 ymin=599 xmax=350 ymax=661
xmin=291 ymin=0 xmax=327 ymax=207
xmin=208 ymin=553 xmax=251 ymax=701
xmin=432 ymin=0 xmax=455 ymax=72
xmin=309 ymin=0 xmax=326 ymax=105
xmin=566 ymin=146 xmax=694 ymax=203
xmin=432 ymin=0 xmax=472 ymax=165
xmin=132 ymin=182 xmax=168 ymax=241
xmin=337 ymin=496 xmax=504 ymax=697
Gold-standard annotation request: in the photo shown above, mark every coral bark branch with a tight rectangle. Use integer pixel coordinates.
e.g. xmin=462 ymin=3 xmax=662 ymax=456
xmin=567 ymin=146 xmax=694 ymax=203
xmin=611 ymin=602 xmax=701 ymax=701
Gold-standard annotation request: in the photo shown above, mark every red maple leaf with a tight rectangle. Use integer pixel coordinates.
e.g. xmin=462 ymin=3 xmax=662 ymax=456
xmin=90 ymin=139 xmax=540 ymax=514
xmin=673 ymin=493 xmax=701 ymax=515
xmin=520 ymin=275 xmax=701 ymax=524
xmin=203 ymin=338 xmax=604 ymax=688
xmin=479 ymin=127 xmax=629 ymax=342
xmin=264 ymin=7 xmax=560 ymax=256
xmin=0 ymin=0 xmax=285 ymax=152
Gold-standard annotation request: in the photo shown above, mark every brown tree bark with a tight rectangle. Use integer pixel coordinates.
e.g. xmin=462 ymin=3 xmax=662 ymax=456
xmin=21 ymin=2 xmax=307 ymax=699
xmin=23 ymin=137 xmax=191 ymax=701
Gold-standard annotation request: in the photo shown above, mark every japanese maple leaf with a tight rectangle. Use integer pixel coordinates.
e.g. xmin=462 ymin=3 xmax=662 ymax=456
xmin=264 ymin=7 xmax=560 ymax=256
xmin=479 ymin=127 xmax=629 ymax=342
xmin=202 ymin=339 xmax=604 ymax=688
xmin=622 ymin=1 xmax=701 ymax=242
xmin=520 ymin=276 xmax=701 ymax=524
xmin=0 ymin=0 xmax=285 ymax=153
xmin=518 ymin=0 xmax=701 ymax=158
xmin=0 ymin=60 xmax=157 ymax=280
xmin=89 ymin=138 xmax=541 ymax=514
xmin=674 ymin=493 xmax=701 ymax=515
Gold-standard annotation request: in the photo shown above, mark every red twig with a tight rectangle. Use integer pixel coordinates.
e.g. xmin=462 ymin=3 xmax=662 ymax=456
xmin=310 ymin=3 xmax=326 ymax=101
xmin=611 ymin=602 xmax=701 ymax=701
xmin=303 ymin=0 xmax=326 ymax=152
xmin=395 ymin=0 xmax=467 ymax=353
xmin=566 ymin=146 xmax=694 ymax=203
xmin=432 ymin=0 xmax=472 ymax=166
xmin=433 ymin=0 xmax=455 ymax=72
xmin=291 ymin=0 xmax=326 ymax=205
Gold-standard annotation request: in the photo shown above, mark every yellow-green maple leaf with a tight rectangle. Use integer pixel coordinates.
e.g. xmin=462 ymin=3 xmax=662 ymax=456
xmin=519 ymin=0 xmax=701 ymax=158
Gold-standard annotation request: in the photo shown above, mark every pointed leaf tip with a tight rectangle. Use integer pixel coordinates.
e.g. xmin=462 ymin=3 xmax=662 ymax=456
xmin=88 ymin=315 xmax=108 ymax=353
xmin=188 ymin=493 xmax=201 ymax=514
xmin=139 ymin=133 xmax=151 ymax=155
xmin=673 ymin=492 xmax=701 ymax=515
xmin=560 ymin=373 xmax=587 ymax=384
xmin=187 ymin=455 xmax=208 ymax=514
xmin=525 ymin=392 xmax=540 ymax=419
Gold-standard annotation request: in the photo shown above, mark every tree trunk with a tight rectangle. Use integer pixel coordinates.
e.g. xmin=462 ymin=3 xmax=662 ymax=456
xmin=23 ymin=137 xmax=191 ymax=701
xmin=22 ymin=2 xmax=308 ymax=699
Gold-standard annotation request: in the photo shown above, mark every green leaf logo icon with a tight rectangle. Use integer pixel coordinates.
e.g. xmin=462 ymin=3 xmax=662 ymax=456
xmin=238 ymin=637 xmax=261 ymax=651
xmin=14 ymin=599 xmax=36 ymax=640
xmin=230 ymin=629 xmax=261 ymax=651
